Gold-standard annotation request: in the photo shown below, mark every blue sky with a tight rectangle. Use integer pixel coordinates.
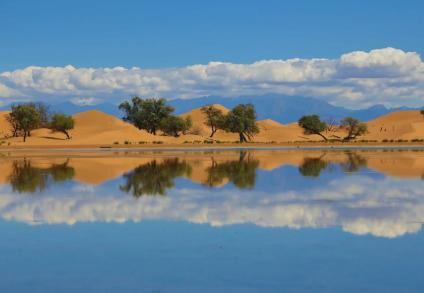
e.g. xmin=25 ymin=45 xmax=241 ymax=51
xmin=1 ymin=0 xmax=424 ymax=108
xmin=1 ymin=0 xmax=423 ymax=70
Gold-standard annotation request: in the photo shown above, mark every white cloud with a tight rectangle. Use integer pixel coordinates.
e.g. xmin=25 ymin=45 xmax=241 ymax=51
xmin=1 ymin=47 xmax=424 ymax=108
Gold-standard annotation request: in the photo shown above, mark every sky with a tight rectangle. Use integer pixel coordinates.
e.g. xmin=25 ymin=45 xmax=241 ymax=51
xmin=1 ymin=0 xmax=424 ymax=108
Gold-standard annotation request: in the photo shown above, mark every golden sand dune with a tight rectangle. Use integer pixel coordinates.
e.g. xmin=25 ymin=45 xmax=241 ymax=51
xmin=1 ymin=106 xmax=424 ymax=146
xmin=363 ymin=110 xmax=424 ymax=141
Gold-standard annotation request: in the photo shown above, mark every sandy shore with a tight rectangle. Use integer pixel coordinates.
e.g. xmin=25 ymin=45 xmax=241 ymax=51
xmin=2 ymin=141 xmax=424 ymax=152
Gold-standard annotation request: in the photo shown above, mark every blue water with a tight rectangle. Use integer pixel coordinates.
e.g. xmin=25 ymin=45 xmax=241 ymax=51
xmin=0 ymin=150 xmax=423 ymax=292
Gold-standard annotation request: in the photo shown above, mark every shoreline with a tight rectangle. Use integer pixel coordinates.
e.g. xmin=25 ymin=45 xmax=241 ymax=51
xmin=2 ymin=142 xmax=424 ymax=152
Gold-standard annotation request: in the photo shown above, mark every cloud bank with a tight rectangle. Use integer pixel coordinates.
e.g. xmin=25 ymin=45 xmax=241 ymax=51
xmin=1 ymin=48 xmax=424 ymax=108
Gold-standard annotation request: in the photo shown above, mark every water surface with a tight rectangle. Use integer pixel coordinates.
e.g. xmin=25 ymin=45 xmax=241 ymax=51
xmin=1 ymin=149 xmax=424 ymax=292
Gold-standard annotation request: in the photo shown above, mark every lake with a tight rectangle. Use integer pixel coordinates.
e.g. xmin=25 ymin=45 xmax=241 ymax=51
xmin=1 ymin=149 xmax=423 ymax=292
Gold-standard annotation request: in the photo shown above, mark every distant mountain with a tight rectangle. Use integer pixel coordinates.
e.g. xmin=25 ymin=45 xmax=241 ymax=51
xmin=169 ymin=94 xmax=417 ymax=123
xmin=1 ymin=94 xmax=419 ymax=124
xmin=0 ymin=102 xmax=122 ymax=118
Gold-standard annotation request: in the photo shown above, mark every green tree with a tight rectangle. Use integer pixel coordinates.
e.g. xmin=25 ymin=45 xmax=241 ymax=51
xmin=28 ymin=102 xmax=51 ymax=128
xmin=49 ymin=113 xmax=75 ymax=139
xmin=8 ymin=104 xmax=41 ymax=142
xmin=119 ymin=97 xmax=174 ymax=135
xmin=298 ymin=115 xmax=328 ymax=141
xmin=6 ymin=112 xmax=20 ymax=137
xmin=341 ymin=117 xmax=367 ymax=140
xmin=222 ymin=104 xmax=259 ymax=143
xmin=160 ymin=116 xmax=192 ymax=137
xmin=120 ymin=158 xmax=192 ymax=197
xmin=201 ymin=105 xmax=225 ymax=137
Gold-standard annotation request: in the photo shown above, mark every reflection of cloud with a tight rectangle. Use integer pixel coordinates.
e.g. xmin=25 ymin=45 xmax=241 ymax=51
xmin=0 ymin=176 xmax=424 ymax=238
xmin=1 ymin=48 xmax=424 ymax=108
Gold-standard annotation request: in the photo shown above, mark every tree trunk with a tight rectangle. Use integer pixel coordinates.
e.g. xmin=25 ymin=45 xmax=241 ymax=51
xmin=210 ymin=128 xmax=217 ymax=138
xmin=316 ymin=132 xmax=328 ymax=141
xmin=64 ymin=130 xmax=70 ymax=139
xmin=239 ymin=132 xmax=246 ymax=143
xmin=23 ymin=132 xmax=27 ymax=142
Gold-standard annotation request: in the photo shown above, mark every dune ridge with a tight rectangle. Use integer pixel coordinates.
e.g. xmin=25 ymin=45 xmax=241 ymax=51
xmin=1 ymin=106 xmax=424 ymax=146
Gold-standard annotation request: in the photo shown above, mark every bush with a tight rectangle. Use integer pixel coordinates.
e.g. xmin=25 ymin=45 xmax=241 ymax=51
xmin=113 ymin=141 xmax=119 ymax=145
xmin=124 ymin=141 xmax=131 ymax=145
xmin=138 ymin=141 xmax=147 ymax=144
xmin=152 ymin=141 xmax=163 ymax=144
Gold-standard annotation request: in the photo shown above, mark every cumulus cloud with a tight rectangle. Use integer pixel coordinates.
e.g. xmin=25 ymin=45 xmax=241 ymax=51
xmin=1 ymin=176 xmax=424 ymax=238
xmin=1 ymin=47 xmax=424 ymax=108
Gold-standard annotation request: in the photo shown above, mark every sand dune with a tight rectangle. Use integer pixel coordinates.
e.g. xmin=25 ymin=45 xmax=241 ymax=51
xmin=1 ymin=107 xmax=424 ymax=146
xmin=363 ymin=110 xmax=424 ymax=141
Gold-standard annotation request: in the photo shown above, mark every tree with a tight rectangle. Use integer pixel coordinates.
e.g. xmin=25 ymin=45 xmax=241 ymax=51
xmin=222 ymin=104 xmax=259 ymax=143
xmin=160 ymin=116 xmax=192 ymax=137
xmin=28 ymin=102 xmax=51 ymax=128
xmin=49 ymin=113 xmax=75 ymax=139
xmin=119 ymin=97 xmax=174 ymax=135
xmin=8 ymin=104 xmax=41 ymax=142
xmin=341 ymin=117 xmax=367 ymax=140
xmin=298 ymin=115 xmax=328 ymax=141
xmin=6 ymin=113 xmax=20 ymax=137
xmin=201 ymin=105 xmax=225 ymax=137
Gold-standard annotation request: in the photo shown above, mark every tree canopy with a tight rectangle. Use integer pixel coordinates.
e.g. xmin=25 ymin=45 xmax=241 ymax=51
xmin=49 ymin=113 xmax=75 ymax=139
xmin=341 ymin=117 xmax=367 ymax=140
xmin=119 ymin=97 xmax=174 ymax=135
xmin=8 ymin=104 xmax=41 ymax=142
xmin=201 ymin=105 xmax=225 ymax=138
xmin=160 ymin=116 xmax=192 ymax=137
xmin=222 ymin=104 xmax=259 ymax=143
xmin=298 ymin=115 xmax=328 ymax=141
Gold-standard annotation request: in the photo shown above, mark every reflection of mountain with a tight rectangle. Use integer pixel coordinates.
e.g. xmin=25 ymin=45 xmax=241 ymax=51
xmin=120 ymin=158 xmax=192 ymax=197
xmin=8 ymin=159 xmax=75 ymax=193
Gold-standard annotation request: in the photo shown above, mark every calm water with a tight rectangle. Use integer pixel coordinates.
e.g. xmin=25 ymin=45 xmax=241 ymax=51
xmin=1 ymin=149 xmax=424 ymax=292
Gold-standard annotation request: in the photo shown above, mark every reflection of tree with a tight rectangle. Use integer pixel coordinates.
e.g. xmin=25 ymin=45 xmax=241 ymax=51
xmin=120 ymin=158 xmax=192 ymax=197
xmin=299 ymin=157 xmax=328 ymax=177
xmin=299 ymin=152 xmax=368 ymax=177
xmin=9 ymin=159 xmax=75 ymax=193
xmin=204 ymin=151 xmax=259 ymax=189
xmin=341 ymin=152 xmax=367 ymax=173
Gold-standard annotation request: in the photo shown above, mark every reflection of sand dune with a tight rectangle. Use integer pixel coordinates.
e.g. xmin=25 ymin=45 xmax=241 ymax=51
xmin=2 ymin=150 xmax=424 ymax=185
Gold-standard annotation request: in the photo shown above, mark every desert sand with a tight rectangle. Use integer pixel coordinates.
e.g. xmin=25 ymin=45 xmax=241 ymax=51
xmin=1 ymin=106 xmax=424 ymax=148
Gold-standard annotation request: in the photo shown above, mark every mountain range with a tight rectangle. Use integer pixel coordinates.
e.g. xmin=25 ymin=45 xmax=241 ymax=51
xmin=1 ymin=94 xmax=418 ymax=124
